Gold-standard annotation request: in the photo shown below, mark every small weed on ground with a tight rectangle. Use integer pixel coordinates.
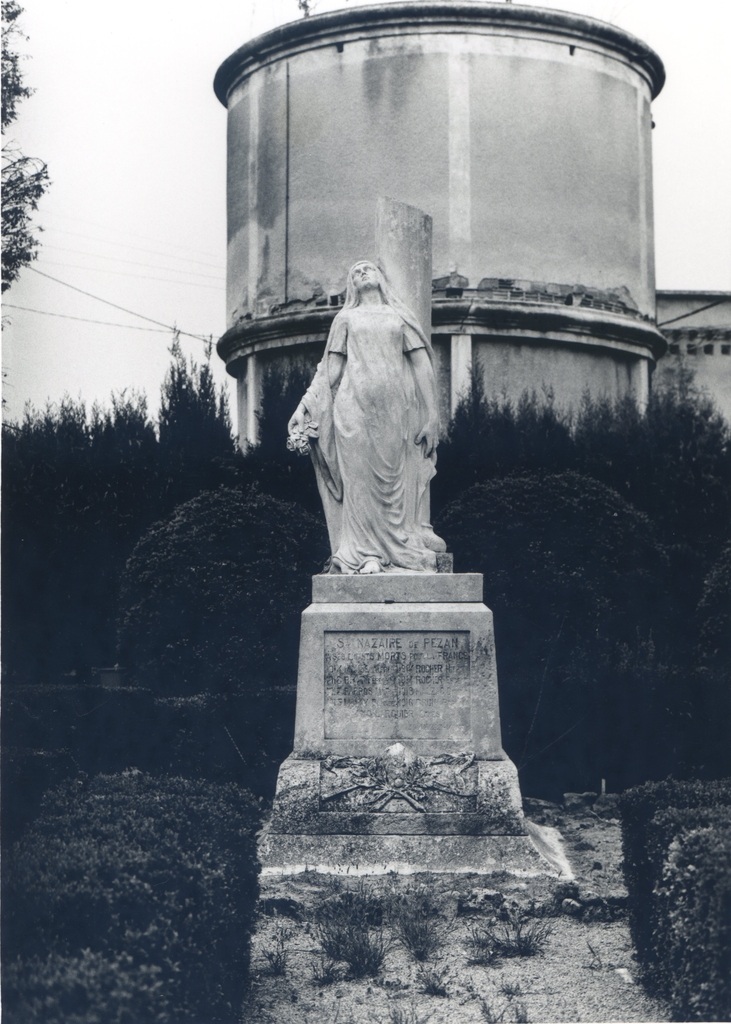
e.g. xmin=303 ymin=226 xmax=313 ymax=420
xmin=417 ymin=964 xmax=449 ymax=997
xmin=375 ymin=977 xmax=410 ymax=992
xmin=466 ymin=924 xmax=501 ymax=966
xmin=467 ymin=913 xmax=553 ymax=965
xmin=479 ymin=997 xmax=509 ymax=1023
xmin=479 ymin=995 xmax=530 ymax=1023
xmin=513 ymin=1002 xmax=529 ymax=1023
xmin=384 ymin=996 xmax=434 ymax=1024
xmin=315 ymin=882 xmax=389 ymax=978
xmin=309 ymin=953 xmax=340 ymax=987
xmin=263 ymin=923 xmax=292 ymax=976
xmin=585 ymin=940 xmax=603 ymax=970
xmin=390 ymin=891 xmax=448 ymax=961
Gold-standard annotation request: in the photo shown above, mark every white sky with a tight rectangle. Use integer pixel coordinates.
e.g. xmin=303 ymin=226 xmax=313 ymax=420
xmin=2 ymin=0 xmax=730 ymax=425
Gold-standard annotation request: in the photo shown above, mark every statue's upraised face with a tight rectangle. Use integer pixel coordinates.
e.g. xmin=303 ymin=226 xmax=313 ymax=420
xmin=350 ymin=261 xmax=380 ymax=294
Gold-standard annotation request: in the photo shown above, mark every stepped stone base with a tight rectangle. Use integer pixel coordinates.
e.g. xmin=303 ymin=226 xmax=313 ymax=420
xmin=259 ymin=832 xmax=556 ymax=877
xmin=258 ymin=754 xmax=559 ymax=876
xmin=259 ymin=572 xmax=557 ymax=877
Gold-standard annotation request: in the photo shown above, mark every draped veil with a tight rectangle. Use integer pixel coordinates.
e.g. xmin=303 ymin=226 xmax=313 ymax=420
xmin=300 ymin=262 xmax=443 ymax=571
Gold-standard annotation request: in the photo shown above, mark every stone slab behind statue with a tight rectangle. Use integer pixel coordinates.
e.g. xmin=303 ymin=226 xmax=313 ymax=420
xmin=259 ymin=574 xmax=556 ymax=876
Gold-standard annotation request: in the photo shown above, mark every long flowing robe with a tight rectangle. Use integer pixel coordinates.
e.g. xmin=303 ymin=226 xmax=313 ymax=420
xmin=303 ymin=304 xmax=444 ymax=573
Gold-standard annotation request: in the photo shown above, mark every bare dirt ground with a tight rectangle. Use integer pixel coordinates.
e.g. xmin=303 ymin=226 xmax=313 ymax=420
xmin=242 ymin=805 xmax=670 ymax=1024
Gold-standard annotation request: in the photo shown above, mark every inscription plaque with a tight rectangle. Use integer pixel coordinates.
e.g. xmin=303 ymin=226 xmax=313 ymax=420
xmin=324 ymin=630 xmax=471 ymax=740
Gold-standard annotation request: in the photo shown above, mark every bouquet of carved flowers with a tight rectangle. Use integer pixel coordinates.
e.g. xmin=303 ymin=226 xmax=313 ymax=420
xmin=287 ymin=419 xmax=319 ymax=456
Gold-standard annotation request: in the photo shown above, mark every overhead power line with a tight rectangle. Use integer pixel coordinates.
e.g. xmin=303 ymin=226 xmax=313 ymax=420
xmin=27 ymin=267 xmax=212 ymax=342
xmin=37 ymin=257 xmax=225 ymax=291
xmin=4 ymin=303 xmax=176 ymax=332
xmin=43 ymin=214 xmax=223 ymax=264
xmin=42 ymin=242 xmax=225 ymax=282
xmin=43 ymin=226 xmax=225 ymax=272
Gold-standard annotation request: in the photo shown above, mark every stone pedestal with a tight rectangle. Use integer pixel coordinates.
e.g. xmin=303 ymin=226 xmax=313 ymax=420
xmin=259 ymin=573 xmax=555 ymax=876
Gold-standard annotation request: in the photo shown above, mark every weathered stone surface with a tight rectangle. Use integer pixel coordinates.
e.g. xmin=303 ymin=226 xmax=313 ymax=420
xmin=293 ymin=600 xmax=502 ymax=758
xmin=259 ymin=833 xmax=558 ymax=877
xmin=311 ymin=572 xmax=481 ymax=604
xmin=265 ymin=753 xmax=526 ymax=838
xmin=561 ymin=897 xmax=583 ymax=915
xmin=320 ymin=751 xmax=479 ymax=814
xmin=436 ymin=552 xmax=454 ymax=574
xmin=260 ymin=570 xmax=538 ymax=875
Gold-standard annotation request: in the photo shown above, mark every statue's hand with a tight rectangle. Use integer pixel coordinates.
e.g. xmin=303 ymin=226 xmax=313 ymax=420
xmin=288 ymin=404 xmax=307 ymax=435
xmin=415 ymin=419 xmax=438 ymax=457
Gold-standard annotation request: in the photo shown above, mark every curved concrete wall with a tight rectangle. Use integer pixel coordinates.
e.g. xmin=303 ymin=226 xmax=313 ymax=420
xmin=215 ymin=3 xmax=665 ymax=443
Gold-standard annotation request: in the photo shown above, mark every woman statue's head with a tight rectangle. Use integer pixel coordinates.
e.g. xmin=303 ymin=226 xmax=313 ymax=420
xmin=344 ymin=260 xmax=385 ymax=306
xmin=338 ymin=259 xmax=433 ymax=360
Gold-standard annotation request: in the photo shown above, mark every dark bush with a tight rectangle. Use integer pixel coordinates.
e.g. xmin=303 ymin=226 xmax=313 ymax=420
xmin=3 ymin=771 xmax=260 ymax=1023
xmin=118 ymin=486 xmax=326 ymax=695
xmin=157 ymin=340 xmax=237 ymax=511
xmin=1 ymin=394 xmax=161 ymax=684
xmin=656 ymin=825 xmax=731 ymax=1021
xmin=2 ymin=350 xmax=237 ymax=688
xmin=436 ymin=472 xmax=668 ymax=796
xmin=245 ymin=357 xmax=324 ymax=516
xmin=697 ymin=542 xmax=731 ymax=668
xmin=117 ymin=487 xmax=328 ymax=786
xmin=619 ymin=779 xmax=731 ymax=981
xmin=2 ymin=950 xmax=172 ymax=1024
xmin=1 ymin=685 xmax=272 ymax=848
xmin=431 ymin=378 xmax=575 ymax=514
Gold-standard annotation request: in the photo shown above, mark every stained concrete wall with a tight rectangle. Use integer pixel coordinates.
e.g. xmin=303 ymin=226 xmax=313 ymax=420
xmin=221 ymin=5 xmax=662 ymax=328
xmin=472 ymin=337 xmax=647 ymax=409
xmin=216 ymin=4 xmax=665 ymax=444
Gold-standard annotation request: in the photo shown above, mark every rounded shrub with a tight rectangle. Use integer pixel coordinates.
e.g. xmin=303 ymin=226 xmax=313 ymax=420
xmin=435 ymin=472 xmax=668 ymax=796
xmin=3 ymin=771 xmax=260 ymax=1023
xmin=118 ymin=486 xmax=327 ymax=697
xmin=117 ymin=487 xmax=328 ymax=787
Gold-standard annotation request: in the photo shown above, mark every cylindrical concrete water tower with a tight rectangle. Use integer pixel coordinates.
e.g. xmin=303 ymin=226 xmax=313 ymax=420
xmin=214 ymin=2 xmax=666 ymax=446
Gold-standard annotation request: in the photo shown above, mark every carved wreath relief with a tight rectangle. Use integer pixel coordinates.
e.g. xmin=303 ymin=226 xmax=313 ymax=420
xmin=319 ymin=752 xmax=477 ymax=813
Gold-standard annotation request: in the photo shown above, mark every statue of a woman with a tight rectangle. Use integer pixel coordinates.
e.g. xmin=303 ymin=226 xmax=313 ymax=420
xmin=288 ymin=260 xmax=446 ymax=574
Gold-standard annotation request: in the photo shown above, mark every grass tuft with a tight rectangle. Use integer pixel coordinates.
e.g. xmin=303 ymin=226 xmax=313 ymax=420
xmin=466 ymin=913 xmax=553 ymax=965
xmin=417 ymin=964 xmax=449 ymax=997
xmin=390 ymin=892 xmax=448 ymax=962
xmin=309 ymin=953 xmax=340 ymax=987
xmin=263 ymin=923 xmax=292 ymax=976
xmin=315 ymin=882 xmax=389 ymax=978
xmin=385 ymin=996 xmax=434 ymax=1024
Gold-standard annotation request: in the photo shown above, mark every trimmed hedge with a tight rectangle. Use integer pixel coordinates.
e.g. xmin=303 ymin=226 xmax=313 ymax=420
xmin=619 ymin=779 xmax=731 ymax=963
xmin=436 ymin=472 xmax=668 ymax=796
xmin=3 ymin=771 xmax=260 ymax=1023
xmin=116 ymin=487 xmax=328 ymax=795
xmin=657 ymin=826 xmax=731 ymax=1022
xmin=118 ymin=486 xmax=327 ymax=699
xmin=2 ymin=951 xmax=172 ymax=1024
xmin=619 ymin=778 xmax=731 ymax=1020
